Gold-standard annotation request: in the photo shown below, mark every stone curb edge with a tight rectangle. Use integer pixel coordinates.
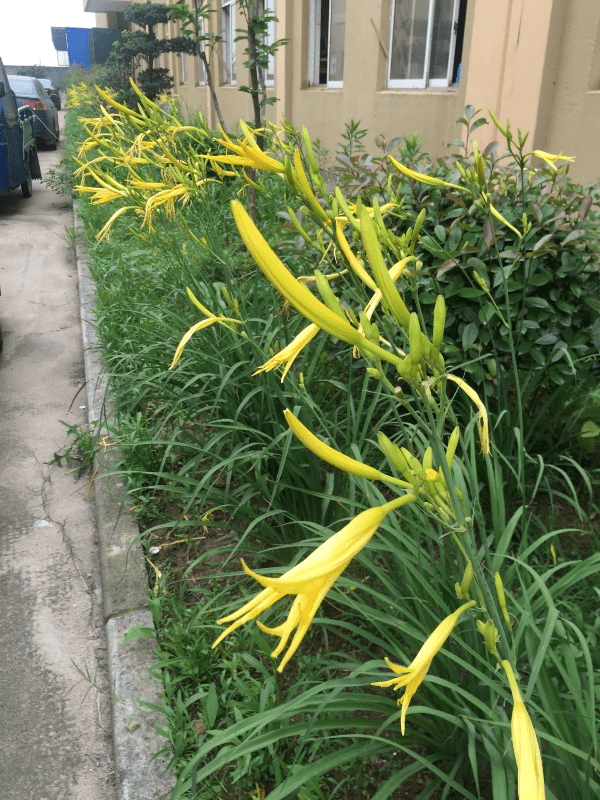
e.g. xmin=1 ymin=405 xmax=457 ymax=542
xmin=73 ymin=209 xmax=175 ymax=800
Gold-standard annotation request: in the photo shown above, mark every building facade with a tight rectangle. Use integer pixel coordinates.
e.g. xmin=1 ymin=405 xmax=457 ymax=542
xmin=86 ymin=0 xmax=600 ymax=183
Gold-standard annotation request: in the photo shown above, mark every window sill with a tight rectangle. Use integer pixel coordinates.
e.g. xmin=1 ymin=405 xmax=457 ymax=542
xmin=380 ymin=85 xmax=460 ymax=95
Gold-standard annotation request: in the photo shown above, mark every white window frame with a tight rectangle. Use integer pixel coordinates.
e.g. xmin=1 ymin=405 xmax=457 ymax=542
xmin=308 ymin=0 xmax=346 ymax=88
xmin=221 ymin=0 xmax=237 ymax=85
xmin=387 ymin=0 xmax=461 ymax=90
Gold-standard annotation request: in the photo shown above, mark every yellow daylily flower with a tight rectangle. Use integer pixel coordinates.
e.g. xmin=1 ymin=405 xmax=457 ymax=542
xmin=388 ymin=156 xmax=466 ymax=192
xmin=209 ymin=128 xmax=285 ymax=174
xmin=530 ymin=150 xmax=574 ymax=171
xmin=213 ymin=494 xmax=416 ymax=670
xmin=284 ymin=409 xmax=412 ymax=489
xmin=170 ymin=311 xmax=242 ymax=369
xmin=372 ymin=600 xmax=476 ymax=733
xmin=76 ymin=185 xmax=127 ymax=205
xmin=142 ymin=185 xmax=189 ymax=228
xmin=446 ymin=374 xmax=490 ymax=456
xmin=96 ymin=206 xmax=137 ymax=242
xmin=231 ymin=200 xmax=402 ymax=367
xmin=253 ymin=323 xmax=320 ymax=381
xmin=502 ymin=660 xmax=546 ymax=800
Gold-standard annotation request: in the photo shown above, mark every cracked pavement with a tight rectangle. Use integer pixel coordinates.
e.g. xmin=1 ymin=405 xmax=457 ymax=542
xmin=0 ymin=121 xmax=116 ymax=800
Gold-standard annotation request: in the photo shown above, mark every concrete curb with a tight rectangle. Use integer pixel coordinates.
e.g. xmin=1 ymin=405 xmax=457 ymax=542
xmin=74 ymin=210 xmax=175 ymax=800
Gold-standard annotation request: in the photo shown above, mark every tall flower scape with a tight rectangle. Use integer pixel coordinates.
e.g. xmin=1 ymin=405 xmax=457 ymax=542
xmin=71 ymin=81 xmax=572 ymax=799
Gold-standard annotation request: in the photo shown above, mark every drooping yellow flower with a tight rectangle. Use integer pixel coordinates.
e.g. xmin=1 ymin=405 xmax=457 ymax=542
xmin=388 ymin=156 xmax=466 ymax=192
xmin=446 ymin=374 xmax=490 ymax=456
xmin=213 ymin=494 xmax=416 ymax=670
xmin=231 ymin=200 xmax=402 ymax=367
xmin=208 ymin=127 xmax=285 ymax=174
xmin=96 ymin=206 xmax=137 ymax=242
xmin=284 ymin=409 xmax=412 ymax=489
xmin=253 ymin=323 xmax=320 ymax=381
xmin=502 ymin=660 xmax=546 ymax=800
xmin=530 ymin=150 xmax=574 ymax=171
xmin=169 ymin=289 xmax=242 ymax=368
xmin=372 ymin=600 xmax=475 ymax=734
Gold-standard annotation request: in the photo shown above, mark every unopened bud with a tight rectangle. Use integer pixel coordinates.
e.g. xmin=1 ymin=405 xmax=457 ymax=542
xmin=477 ymin=619 xmax=500 ymax=655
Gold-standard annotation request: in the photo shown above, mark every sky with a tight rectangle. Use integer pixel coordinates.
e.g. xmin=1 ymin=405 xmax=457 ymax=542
xmin=0 ymin=0 xmax=97 ymax=67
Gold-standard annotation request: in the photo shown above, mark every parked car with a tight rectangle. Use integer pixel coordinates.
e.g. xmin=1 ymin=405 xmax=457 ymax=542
xmin=39 ymin=78 xmax=61 ymax=110
xmin=0 ymin=57 xmax=41 ymax=196
xmin=6 ymin=74 xmax=59 ymax=149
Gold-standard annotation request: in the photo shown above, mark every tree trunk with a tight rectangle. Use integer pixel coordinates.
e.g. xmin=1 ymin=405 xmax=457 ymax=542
xmin=199 ymin=50 xmax=226 ymax=131
xmin=246 ymin=0 xmax=263 ymax=142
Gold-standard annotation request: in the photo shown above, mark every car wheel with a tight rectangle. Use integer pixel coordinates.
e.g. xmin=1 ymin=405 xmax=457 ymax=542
xmin=46 ymin=121 xmax=59 ymax=150
xmin=21 ymin=157 xmax=33 ymax=198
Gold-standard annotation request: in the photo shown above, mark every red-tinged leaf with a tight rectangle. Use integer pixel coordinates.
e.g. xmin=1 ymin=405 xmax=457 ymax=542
xmin=483 ymin=218 xmax=495 ymax=248
xmin=437 ymin=259 xmax=458 ymax=277
xmin=529 ymin=202 xmax=543 ymax=224
xmin=483 ymin=140 xmax=499 ymax=157
xmin=578 ymin=196 xmax=592 ymax=220
xmin=533 ymin=233 xmax=554 ymax=251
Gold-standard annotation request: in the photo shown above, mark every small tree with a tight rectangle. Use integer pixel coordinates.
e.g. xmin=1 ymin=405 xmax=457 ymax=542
xmin=106 ymin=1 xmax=196 ymax=101
xmin=167 ymin=0 xmax=287 ymax=134
xmin=168 ymin=1 xmax=226 ymax=129
xmin=237 ymin=0 xmax=287 ymax=133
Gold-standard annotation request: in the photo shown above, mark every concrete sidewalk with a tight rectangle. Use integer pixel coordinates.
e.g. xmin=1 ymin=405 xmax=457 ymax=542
xmin=0 ymin=121 xmax=173 ymax=800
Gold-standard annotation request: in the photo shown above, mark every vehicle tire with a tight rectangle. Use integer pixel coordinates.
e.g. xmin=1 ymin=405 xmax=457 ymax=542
xmin=21 ymin=157 xmax=33 ymax=198
xmin=47 ymin=121 xmax=59 ymax=151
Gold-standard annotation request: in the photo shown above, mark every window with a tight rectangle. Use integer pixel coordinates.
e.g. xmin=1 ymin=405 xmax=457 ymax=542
xmin=308 ymin=0 xmax=346 ymax=87
xmin=222 ymin=0 xmax=237 ymax=84
xmin=196 ymin=13 xmax=206 ymax=85
xmin=388 ymin=0 xmax=467 ymax=89
xmin=258 ymin=0 xmax=275 ymax=86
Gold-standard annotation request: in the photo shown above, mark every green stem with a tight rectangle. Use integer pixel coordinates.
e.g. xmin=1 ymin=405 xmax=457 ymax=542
xmin=423 ymin=398 xmax=515 ymax=669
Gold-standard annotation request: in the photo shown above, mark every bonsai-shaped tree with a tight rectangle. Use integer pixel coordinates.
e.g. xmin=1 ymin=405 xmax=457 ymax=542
xmin=106 ymin=1 xmax=196 ymax=102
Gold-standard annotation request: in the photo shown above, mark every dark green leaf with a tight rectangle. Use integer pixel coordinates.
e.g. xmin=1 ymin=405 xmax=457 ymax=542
xmin=462 ymin=323 xmax=478 ymax=349
xmin=535 ymin=333 xmax=558 ymax=345
xmin=470 ymin=117 xmax=487 ymax=132
xmin=434 ymin=224 xmax=447 ymax=243
xmin=526 ymin=297 xmax=550 ymax=309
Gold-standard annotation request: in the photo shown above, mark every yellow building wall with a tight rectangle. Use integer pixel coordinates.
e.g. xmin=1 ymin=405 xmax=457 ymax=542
xmin=135 ymin=0 xmax=600 ymax=181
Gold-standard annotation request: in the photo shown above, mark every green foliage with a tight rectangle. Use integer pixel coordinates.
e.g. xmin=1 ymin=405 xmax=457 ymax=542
xmin=66 ymin=92 xmax=600 ymax=800
xmin=49 ymin=420 xmax=101 ymax=479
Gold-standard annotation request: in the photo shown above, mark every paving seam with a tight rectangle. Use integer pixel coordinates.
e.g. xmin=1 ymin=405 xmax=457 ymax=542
xmin=73 ymin=209 xmax=175 ymax=800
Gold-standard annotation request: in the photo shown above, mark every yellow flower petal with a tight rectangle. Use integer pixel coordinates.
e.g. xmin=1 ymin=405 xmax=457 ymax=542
xmin=372 ymin=601 xmax=475 ymax=734
xmin=213 ymin=495 xmax=416 ymax=670
xmin=253 ymin=324 xmax=320 ymax=381
xmin=284 ymin=409 xmax=412 ymax=489
xmin=231 ymin=201 xmax=401 ymax=367
xmin=447 ymin=374 xmax=490 ymax=456
xmin=389 ymin=156 xmax=466 ymax=192
xmin=502 ymin=660 xmax=546 ymax=800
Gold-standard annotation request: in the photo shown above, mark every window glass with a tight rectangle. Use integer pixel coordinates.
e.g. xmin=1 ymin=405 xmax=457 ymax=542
xmin=388 ymin=0 xmax=464 ymax=88
xmin=328 ymin=0 xmax=346 ymax=84
xmin=222 ymin=0 xmax=236 ymax=84
xmin=308 ymin=0 xmax=345 ymax=87
xmin=429 ymin=0 xmax=456 ymax=80
xmin=389 ymin=0 xmax=429 ymax=82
